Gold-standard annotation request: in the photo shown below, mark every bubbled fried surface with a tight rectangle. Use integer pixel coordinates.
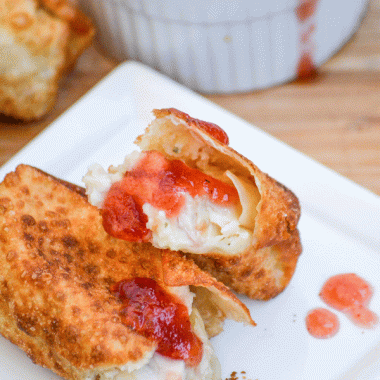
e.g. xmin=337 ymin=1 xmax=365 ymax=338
xmin=0 ymin=165 xmax=254 ymax=379
xmin=188 ymin=229 xmax=302 ymax=300
xmin=0 ymin=0 xmax=94 ymax=120
xmin=0 ymin=165 xmax=156 ymax=378
xmin=39 ymin=0 xmax=95 ymax=70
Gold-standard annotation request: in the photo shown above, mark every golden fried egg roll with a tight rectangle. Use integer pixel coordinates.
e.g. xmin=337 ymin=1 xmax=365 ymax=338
xmin=0 ymin=0 xmax=94 ymax=120
xmin=84 ymin=108 xmax=302 ymax=299
xmin=0 ymin=164 xmax=254 ymax=380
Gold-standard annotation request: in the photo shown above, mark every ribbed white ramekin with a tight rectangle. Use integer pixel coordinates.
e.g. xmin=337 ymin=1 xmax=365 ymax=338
xmin=79 ymin=0 xmax=369 ymax=93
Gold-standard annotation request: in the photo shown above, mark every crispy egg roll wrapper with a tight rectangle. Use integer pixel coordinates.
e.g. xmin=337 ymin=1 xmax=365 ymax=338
xmin=188 ymin=229 xmax=302 ymax=300
xmin=0 ymin=165 xmax=253 ymax=380
xmin=0 ymin=0 xmax=94 ymax=120
xmin=134 ymin=108 xmax=302 ymax=299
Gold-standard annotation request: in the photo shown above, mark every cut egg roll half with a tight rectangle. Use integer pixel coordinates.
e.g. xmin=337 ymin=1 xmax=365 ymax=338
xmin=0 ymin=165 xmax=254 ymax=380
xmin=84 ymin=108 xmax=302 ymax=299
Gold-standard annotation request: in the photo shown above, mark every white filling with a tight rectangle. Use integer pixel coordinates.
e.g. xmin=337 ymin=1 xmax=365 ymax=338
xmin=83 ymin=163 xmax=114 ymax=208
xmin=83 ymin=151 xmax=141 ymax=208
xmin=143 ymin=193 xmax=252 ymax=255
xmin=169 ymin=285 xmax=195 ymax=314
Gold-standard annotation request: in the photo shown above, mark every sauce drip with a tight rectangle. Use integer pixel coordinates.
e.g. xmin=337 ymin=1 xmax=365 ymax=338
xmin=102 ymin=150 xmax=240 ymax=242
xmin=111 ymin=277 xmax=203 ymax=367
xmin=306 ymin=308 xmax=339 ymax=339
xmin=297 ymin=53 xmax=317 ymax=81
xmin=320 ymin=273 xmax=378 ymax=328
xmin=296 ymin=0 xmax=318 ymax=22
xmin=295 ymin=0 xmax=319 ymax=80
xmin=102 ymin=185 xmax=150 ymax=241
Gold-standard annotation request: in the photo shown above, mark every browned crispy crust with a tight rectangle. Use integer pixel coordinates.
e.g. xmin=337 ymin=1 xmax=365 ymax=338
xmin=39 ymin=0 xmax=95 ymax=71
xmin=135 ymin=108 xmax=302 ymax=299
xmin=188 ymin=229 xmax=302 ymax=300
xmin=0 ymin=0 xmax=94 ymax=120
xmin=0 ymin=164 xmax=253 ymax=379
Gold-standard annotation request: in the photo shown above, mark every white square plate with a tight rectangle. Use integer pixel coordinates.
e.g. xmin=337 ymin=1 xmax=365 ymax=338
xmin=1 ymin=62 xmax=380 ymax=380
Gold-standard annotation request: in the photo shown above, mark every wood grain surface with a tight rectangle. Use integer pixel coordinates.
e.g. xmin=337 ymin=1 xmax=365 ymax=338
xmin=1 ymin=0 xmax=380 ymax=197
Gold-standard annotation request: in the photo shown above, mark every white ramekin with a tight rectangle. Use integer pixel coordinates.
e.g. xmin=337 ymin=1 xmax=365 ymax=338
xmin=79 ymin=0 xmax=369 ymax=93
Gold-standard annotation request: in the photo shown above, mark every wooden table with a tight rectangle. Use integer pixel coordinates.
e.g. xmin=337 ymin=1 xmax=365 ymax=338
xmin=1 ymin=0 xmax=380 ymax=197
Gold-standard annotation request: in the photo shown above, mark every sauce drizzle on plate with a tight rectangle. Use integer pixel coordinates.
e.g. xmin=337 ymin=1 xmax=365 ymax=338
xmin=306 ymin=307 xmax=339 ymax=338
xmin=320 ymin=273 xmax=378 ymax=328
xmin=306 ymin=273 xmax=378 ymax=339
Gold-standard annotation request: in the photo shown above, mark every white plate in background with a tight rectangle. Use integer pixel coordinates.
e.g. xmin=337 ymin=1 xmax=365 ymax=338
xmin=1 ymin=61 xmax=380 ymax=380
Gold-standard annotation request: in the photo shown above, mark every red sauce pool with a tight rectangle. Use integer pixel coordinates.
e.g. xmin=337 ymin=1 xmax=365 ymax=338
xmin=320 ymin=273 xmax=378 ymax=328
xmin=306 ymin=273 xmax=378 ymax=339
xmin=102 ymin=150 xmax=240 ymax=242
xmin=306 ymin=308 xmax=339 ymax=339
xmin=111 ymin=277 xmax=203 ymax=367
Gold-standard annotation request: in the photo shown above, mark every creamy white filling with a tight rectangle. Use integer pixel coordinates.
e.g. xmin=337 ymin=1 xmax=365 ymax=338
xmin=169 ymin=285 xmax=195 ymax=314
xmin=83 ymin=163 xmax=114 ymax=207
xmin=144 ymin=193 xmax=252 ymax=255
xmin=83 ymin=151 xmax=141 ymax=208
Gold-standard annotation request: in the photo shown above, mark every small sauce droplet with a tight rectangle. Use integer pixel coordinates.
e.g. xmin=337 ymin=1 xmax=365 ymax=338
xmin=102 ymin=150 xmax=240 ymax=241
xmin=111 ymin=277 xmax=203 ymax=367
xmin=296 ymin=0 xmax=319 ymax=22
xmin=306 ymin=307 xmax=339 ymax=339
xmin=320 ymin=273 xmax=378 ymax=328
xmin=297 ymin=53 xmax=318 ymax=80
xmin=306 ymin=273 xmax=378 ymax=339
